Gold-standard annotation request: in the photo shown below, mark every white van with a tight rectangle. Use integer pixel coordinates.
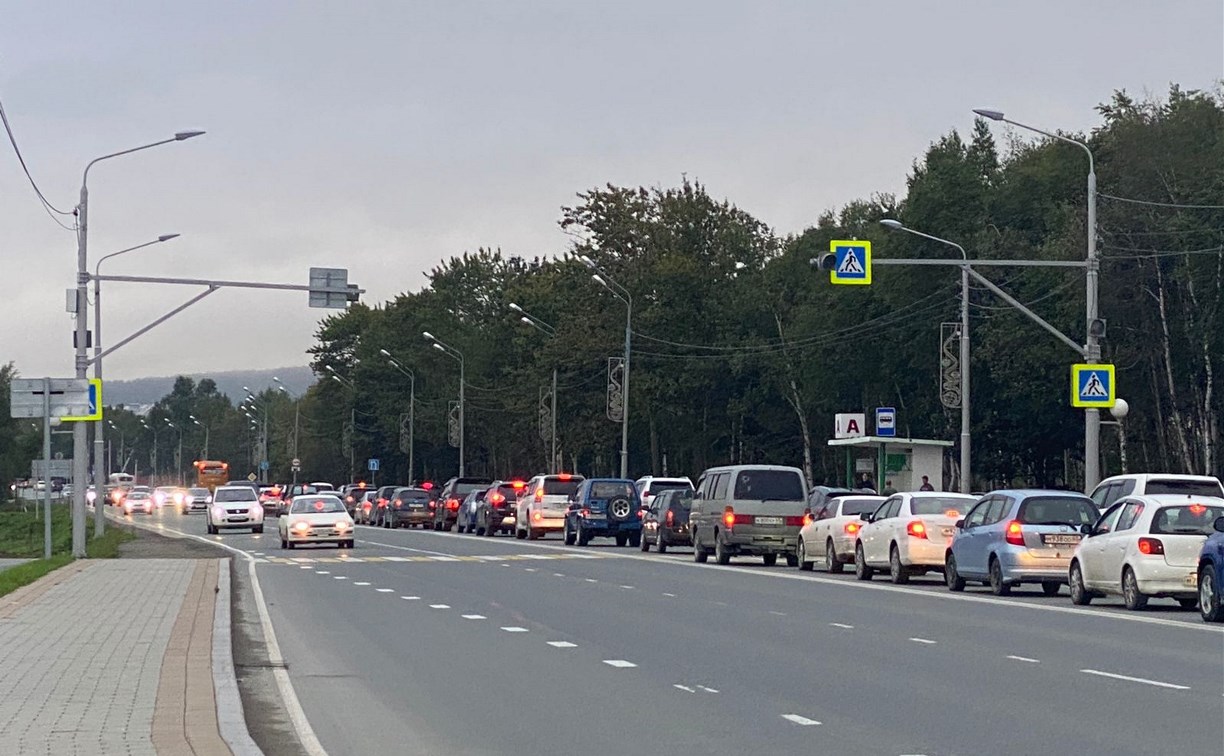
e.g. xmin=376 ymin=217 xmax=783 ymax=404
xmin=689 ymin=464 xmax=809 ymax=567
xmin=1090 ymin=474 xmax=1223 ymax=511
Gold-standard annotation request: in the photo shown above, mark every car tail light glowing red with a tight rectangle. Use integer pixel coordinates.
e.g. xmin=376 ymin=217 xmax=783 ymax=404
xmin=906 ymin=520 xmax=928 ymax=539
xmin=844 ymin=522 xmax=860 ymax=535
xmin=581 ymin=508 xmax=590 ymax=518
xmin=723 ymin=506 xmax=735 ymax=528
xmin=665 ymin=510 xmax=674 ymax=527
xmin=1189 ymin=503 xmax=1207 ymax=515
xmin=557 ymin=474 xmax=572 ymax=481
xmin=1137 ymin=537 xmax=1165 ymax=555
xmin=490 ymin=492 xmax=505 ymax=505
xmin=802 ymin=511 xmax=813 ymax=527
xmin=534 ymin=487 xmax=544 ymax=502
xmin=428 ymin=501 xmax=436 ymax=510
xmin=511 ymin=480 xmax=526 ymax=490
xmin=447 ymin=498 xmax=459 ymax=511
xmin=637 ymin=508 xmax=645 ymax=519
xmin=1005 ymin=520 xmax=1025 ymax=546
xmin=784 ymin=516 xmax=805 ymax=527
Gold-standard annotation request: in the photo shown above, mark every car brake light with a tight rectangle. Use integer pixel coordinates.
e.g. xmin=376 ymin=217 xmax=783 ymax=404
xmin=1005 ymin=520 xmax=1025 ymax=546
xmin=581 ymin=508 xmax=590 ymax=518
xmin=428 ymin=501 xmax=436 ymax=509
xmin=532 ymin=511 xmax=542 ymax=522
xmin=447 ymin=498 xmax=459 ymax=511
xmin=723 ymin=506 xmax=735 ymax=528
xmin=665 ymin=510 xmax=674 ymax=527
xmin=557 ymin=474 xmax=572 ymax=481
xmin=511 ymin=481 xmax=526 ymax=490
xmin=844 ymin=522 xmax=860 ymax=535
xmin=1188 ymin=503 xmax=1207 ymax=515
xmin=945 ymin=509 xmax=961 ymax=518
xmin=534 ymin=487 xmax=544 ymax=502
xmin=1137 ymin=537 xmax=1165 ymax=555
xmin=907 ymin=521 xmax=928 ymax=539
xmin=490 ymin=493 xmax=505 ymax=505
xmin=802 ymin=510 xmax=813 ymax=527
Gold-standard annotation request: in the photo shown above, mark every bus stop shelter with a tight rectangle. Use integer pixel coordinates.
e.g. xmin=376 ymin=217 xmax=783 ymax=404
xmin=827 ymin=436 xmax=953 ymax=492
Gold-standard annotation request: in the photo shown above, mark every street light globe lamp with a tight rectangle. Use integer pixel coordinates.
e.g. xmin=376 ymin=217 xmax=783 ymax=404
xmin=1110 ymin=398 xmax=1129 ymax=420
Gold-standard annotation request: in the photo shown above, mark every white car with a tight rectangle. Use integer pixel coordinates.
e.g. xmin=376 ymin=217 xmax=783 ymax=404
xmin=184 ymin=487 xmax=212 ymax=513
xmin=635 ymin=476 xmax=694 ymax=512
xmin=279 ymin=494 xmax=354 ymax=549
xmin=207 ymin=485 xmax=265 ymax=534
xmin=796 ymin=495 xmax=885 ymax=572
xmin=855 ymin=493 xmax=979 ymax=584
xmin=516 ymin=473 xmax=585 ymax=540
xmin=1090 ymin=473 xmax=1223 ymax=511
xmin=1069 ymin=494 xmax=1224 ymax=610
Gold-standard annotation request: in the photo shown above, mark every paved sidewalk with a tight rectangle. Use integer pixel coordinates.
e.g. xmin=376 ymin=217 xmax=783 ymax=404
xmin=0 ymin=558 xmax=254 ymax=755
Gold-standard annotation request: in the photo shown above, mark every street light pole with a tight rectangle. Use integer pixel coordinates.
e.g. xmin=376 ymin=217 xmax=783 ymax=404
xmin=272 ymin=378 xmax=299 ymax=484
xmin=423 ymin=332 xmax=465 ymax=477
xmin=881 ymin=220 xmax=971 ymax=494
xmin=379 ymin=350 xmax=417 ymax=484
xmin=974 ymin=108 xmax=1100 ymax=492
xmin=72 ymin=130 xmax=204 ymax=557
xmin=92 ymin=234 xmax=178 ymax=536
xmin=579 ymin=258 xmax=633 ymax=479
xmin=509 ymin=304 xmax=559 ymax=473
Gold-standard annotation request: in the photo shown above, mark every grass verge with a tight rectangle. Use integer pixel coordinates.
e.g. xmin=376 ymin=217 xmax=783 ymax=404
xmin=0 ymin=516 xmax=135 ymax=598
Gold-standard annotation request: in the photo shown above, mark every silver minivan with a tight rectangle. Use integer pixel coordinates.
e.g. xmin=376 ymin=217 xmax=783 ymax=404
xmin=689 ymin=464 xmax=809 ymax=566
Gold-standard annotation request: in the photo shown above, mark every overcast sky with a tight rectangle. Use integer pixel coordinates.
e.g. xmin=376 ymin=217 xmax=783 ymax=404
xmin=2 ymin=1 xmax=1220 ymax=380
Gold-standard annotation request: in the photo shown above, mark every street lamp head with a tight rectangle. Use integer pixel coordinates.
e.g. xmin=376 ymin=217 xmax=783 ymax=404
xmin=579 ymin=255 xmax=596 ymax=269
xmin=157 ymin=234 xmax=180 ymax=242
xmin=880 ymin=219 xmax=905 ymax=231
xmin=592 ymin=274 xmax=607 ymax=288
xmin=432 ymin=343 xmax=445 ymax=353
xmin=323 ymin=364 xmax=337 ymax=374
xmin=508 ymin=302 xmax=523 ymax=313
xmin=422 ymin=331 xmax=436 ymax=342
xmin=174 ymin=130 xmax=206 ymax=141
xmin=1110 ymin=398 xmax=1130 ymax=420
xmin=378 ymin=348 xmax=391 ymax=357
xmin=972 ymin=108 xmax=1004 ymax=121
xmin=242 ymin=386 xmax=251 ymax=393
xmin=519 ymin=316 xmax=533 ymax=326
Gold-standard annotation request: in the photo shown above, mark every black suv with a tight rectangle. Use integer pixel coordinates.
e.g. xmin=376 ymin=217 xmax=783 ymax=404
xmin=474 ymin=480 xmax=525 ymax=537
xmin=434 ymin=477 xmax=493 ymax=531
xmin=640 ymin=488 xmax=692 ymax=553
xmin=385 ymin=487 xmax=436 ymax=529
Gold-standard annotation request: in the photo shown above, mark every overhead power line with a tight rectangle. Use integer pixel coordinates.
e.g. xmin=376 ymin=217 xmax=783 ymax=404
xmin=0 ymin=93 xmax=76 ymax=230
xmin=1100 ymin=193 xmax=1224 ymax=210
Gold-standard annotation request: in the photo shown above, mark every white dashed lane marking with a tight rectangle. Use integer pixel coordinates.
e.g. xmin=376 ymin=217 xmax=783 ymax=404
xmin=501 ymin=626 xmax=529 ymax=633
xmin=602 ymin=660 xmax=637 ymax=668
xmin=401 ymin=596 xmax=420 ymax=600
xmin=354 ymin=582 xmax=370 ymax=586
xmin=429 ymin=604 xmax=450 ymax=609
xmin=769 ymin=611 xmax=787 ymax=616
xmin=524 ymin=568 xmax=538 ymax=573
xmin=333 ymin=576 xmax=346 ymax=580
xmin=585 ymin=579 xmax=598 ymax=583
xmin=376 ymin=588 xmax=393 ymax=593
xmin=620 ymin=585 xmax=635 ymax=590
xmin=829 ymin=623 xmax=854 ymax=629
xmin=781 ymin=714 xmax=821 ymax=726
xmin=1007 ymin=655 xmax=1040 ymax=663
xmin=553 ymin=573 xmax=565 ymax=577
xmin=461 ymin=614 xmax=487 ymax=620
xmin=909 ymin=637 xmax=937 ymax=645
xmin=674 ymin=684 xmax=695 ymax=693
xmin=1080 ymin=669 xmax=1190 ymax=690
xmin=697 ymin=685 xmax=719 ymax=693
xmin=547 ymin=641 xmax=577 ymax=648
xmin=662 ymin=592 xmax=676 ymax=597
xmin=316 ymin=571 xmax=330 ymax=575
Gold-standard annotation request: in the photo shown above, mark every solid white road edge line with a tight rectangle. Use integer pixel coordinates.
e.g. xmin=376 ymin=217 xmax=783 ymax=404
xmin=107 ymin=512 xmax=328 ymax=756
xmin=1079 ymin=669 xmax=1191 ymax=690
xmin=357 ymin=530 xmax=1222 ymax=634
xmin=674 ymin=684 xmax=695 ymax=693
xmin=781 ymin=714 xmax=821 ymax=726
xmin=212 ymin=559 xmax=262 ymax=756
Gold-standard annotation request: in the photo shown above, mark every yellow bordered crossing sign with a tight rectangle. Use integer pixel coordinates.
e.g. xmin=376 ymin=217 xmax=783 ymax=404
xmin=1070 ymin=364 xmax=1115 ymax=408
xmin=829 ymin=240 xmax=872 ymax=285
xmin=61 ymin=378 xmax=102 ymax=421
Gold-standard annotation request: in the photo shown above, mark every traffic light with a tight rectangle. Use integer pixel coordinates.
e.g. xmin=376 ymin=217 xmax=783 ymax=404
xmin=810 ymin=253 xmax=837 ymax=271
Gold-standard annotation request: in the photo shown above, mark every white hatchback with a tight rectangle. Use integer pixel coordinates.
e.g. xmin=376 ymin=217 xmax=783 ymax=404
xmin=855 ymin=492 xmax=979 ymax=584
xmin=796 ymin=495 xmax=885 ymax=572
xmin=279 ymin=494 xmax=354 ymax=549
xmin=207 ymin=485 xmax=265 ymax=534
xmin=1069 ymin=494 xmax=1224 ymax=610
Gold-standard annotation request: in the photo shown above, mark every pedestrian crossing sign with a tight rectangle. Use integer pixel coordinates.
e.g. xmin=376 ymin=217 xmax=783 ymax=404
xmin=829 ymin=240 xmax=872 ymax=285
xmin=1071 ymin=363 xmax=1116 ymax=408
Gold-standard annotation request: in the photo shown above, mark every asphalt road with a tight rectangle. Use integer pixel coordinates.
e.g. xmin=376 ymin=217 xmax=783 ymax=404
xmin=131 ymin=506 xmax=1224 ymax=756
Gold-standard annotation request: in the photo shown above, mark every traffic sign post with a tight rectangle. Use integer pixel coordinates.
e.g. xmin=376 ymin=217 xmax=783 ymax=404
xmin=61 ymin=379 xmax=103 ymax=422
xmin=1071 ymin=364 xmax=1116 ymax=408
xmin=875 ymin=407 xmax=897 ymax=438
xmin=9 ymin=378 xmax=93 ymax=419
xmin=829 ymin=240 xmax=872 ymax=285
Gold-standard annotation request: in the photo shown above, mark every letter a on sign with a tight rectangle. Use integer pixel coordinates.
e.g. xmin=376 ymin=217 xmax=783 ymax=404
xmin=835 ymin=413 xmax=867 ymax=439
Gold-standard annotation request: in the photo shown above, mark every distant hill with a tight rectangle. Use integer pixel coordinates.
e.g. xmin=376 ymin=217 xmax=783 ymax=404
xmin=105 ymin=366 xmax=316 ymax=407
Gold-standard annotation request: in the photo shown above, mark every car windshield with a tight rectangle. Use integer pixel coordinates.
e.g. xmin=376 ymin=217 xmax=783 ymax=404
xmin=1150 ymin=504 xmax=1224 ymax=535
xmin=542 ymin=479 xmax=582 ymax=496
xmin=128 ymin=492 xmax=149 ymax=499
xmin=647 ymin=481 xmax=692 ymax=494
xmin=1017 ymin=496 xmax=1098 ymax=526
xmin=1145 ymin=479 xmax=1224 ymax=498
xmin=733 ymin=470 xmax=805 ymax=501
xmin=189 ymin=488 xmax=209 ymax=496
xmin=911 ymin=496 xmax=973 ymax=517
xmin=590 ymin=482 xmax=635 ymax=499
xmin=454 ymin=480 xmax=492 ymax=496
xmin=215 ymin=488 xmax=257 ymax=503
xmin=839 ymin=497 xmax=884 ymax=516
xmin=291 ymin=497 xmax=346 ymax=514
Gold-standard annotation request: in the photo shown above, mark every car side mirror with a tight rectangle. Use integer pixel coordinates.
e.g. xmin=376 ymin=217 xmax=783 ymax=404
xmin=1214 ymin=516 xmax=1224 ymax=533
xmin=1080 ymin=523 xmax=1093 ymax=536
xmin=955 ymin=519 xmax=965 ymax=530
xmin=859 ymin=513 xmax=872 ymax=522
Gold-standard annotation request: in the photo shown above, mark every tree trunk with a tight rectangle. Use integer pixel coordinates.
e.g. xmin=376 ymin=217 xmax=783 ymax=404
xmin=1149 ymin=265 xmax=1194 ymax=471
xmin=773 ymin=312 xmax=814 ymax=484
xmin=649 ymin=413 xmax=660 ymax=476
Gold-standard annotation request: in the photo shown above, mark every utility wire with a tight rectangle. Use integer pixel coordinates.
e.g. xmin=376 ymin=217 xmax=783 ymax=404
xmin=1101 ymin=245 xmax=1224 ymax=259
xmin=0 ymin=94 xmax=76 ymax=230
xmin=1100 ymin=193 xmax=1224 ymax=210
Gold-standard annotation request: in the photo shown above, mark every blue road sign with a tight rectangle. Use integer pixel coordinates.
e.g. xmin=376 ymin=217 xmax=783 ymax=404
xmin=875 ymin=406 xmax=897 ymax=438
xmin=829 ymin=240 xmax=872 ymax=285
xmin=368 ymin=458 xmax=380 ymax=472
xmin=1071 ymin=364 xmax=1115 ymax=408
xmin=259 ymin=460 xmax=270 ymax=471
xmin=61 ymin=379 xmax=102 ymax=422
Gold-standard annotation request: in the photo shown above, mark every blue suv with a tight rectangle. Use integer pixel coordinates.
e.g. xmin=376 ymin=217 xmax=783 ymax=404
xmin=1197 ymin=514 xmax=1224 ymax=622
xmin=563 ymin=478 xmax=642 ymax=548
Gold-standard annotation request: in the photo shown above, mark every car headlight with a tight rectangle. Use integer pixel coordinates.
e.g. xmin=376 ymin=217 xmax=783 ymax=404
xmin=335 ymin=520 xmax=352 ymax=531
xmin=212 ymin=506 xmax=224 ymax=519
xmin=251 ymin=504 xmax=264 ymax=519
xmin=292 ymin=520 xmax=311 ymax=533
xmin=86 ymin=490 xmax=96 ymax=503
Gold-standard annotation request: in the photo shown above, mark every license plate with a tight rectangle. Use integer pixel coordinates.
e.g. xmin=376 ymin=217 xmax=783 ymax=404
xmin=1041 ymin=534 xmax=1080 ymax=546
xmin=941 ymin=527 xmax=955 ymax=537
xmin=1185 ymin=573 xmax=1198 ymax=586
xmin=756 ymin=517 xmax=783 ymax=525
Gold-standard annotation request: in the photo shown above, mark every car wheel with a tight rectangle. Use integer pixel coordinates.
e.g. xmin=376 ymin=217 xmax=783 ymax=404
xmin=577 ymin=525 xmax=591 ymax=547
xmin=1122 ymin=567 xmax=1148 ymax=610
xmin=784 ymin=553 xmax=799 ymax=568
xmin=640 ymin=533 xmax=650 ymax=552
xmin=383 ymin=516 xmax=391 ymax=529
xmin=615 ymin=533 xmax=628 ymax=548
xmin=656 ymin=537 xmax=667 ymax=555
xmin=693 ymin=531 xmax=708 ymax=563
xmin=628 ymin=533 xmax=641 ymax=549
xmin=945 ymin=553 xmax=965 ymax=592
xmin=762 ymin=554 xmax=777 ymax=567
xmin=1200 ymin=567 xmax=1223 ymax=622
xmin=825 ymin=540 xmax=843 ymax=574
xmin=988 ymin=557 xmax=1011 ymax=596
xmin=280 ymin=538 xmax=288 ymax=549
xmin=1041 ymin=582 xmax=1061 ymax=597
xmin=1069 ymin=562 xmax=1091 ymax=605
xmin=517 ymin=527 xmax=527 ymax=540
xmin=254 ymin=525 xmax=264 ymax=534
xmin=714 ymin=535 xmax=732 ymax=565
xmin=854 ymin=544 xmax=872 ymax=581
xmin=889 ymin=545 xmax=909 ymax=585
xmin=563 ymin=522 xmax=576 ymax=546
xmin=797 ymin=539 xmax=813 ymax=571
xmin=287 ymin=541 xmax=295 ymax=550
xmin=1177 ymin=598 xmax=1198 ymax=610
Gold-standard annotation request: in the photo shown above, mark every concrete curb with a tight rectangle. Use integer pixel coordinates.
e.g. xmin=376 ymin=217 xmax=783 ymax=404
xmin=213 ymin=558 xmax=264 ymax=755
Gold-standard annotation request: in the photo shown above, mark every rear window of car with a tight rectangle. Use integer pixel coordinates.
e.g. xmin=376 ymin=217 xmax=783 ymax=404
xmin=291 ymin=497 xmax=345 ymax=514
xmin=453 ymin=480 xmax=492 ymax=496
xmin=589 ymin=482 xmax=635 ymax=499
xmin=1145 ymin=479 xmax=1224 ymax=498
xmin=542 ymin=478 xmax=582 ymax=496
xmin=733 ymin=470 xmax=805 ymax=501
xmin=838 ymin=498 xmax=883 ymax=516
xmin=396 ymin=490 xmax=431 ymax=503
xmin=1150 ymin=504 xmax=1224 ymax=535
xmin=494 ymin=485 xmax=521 ymax=500
xmin=646 ymin=481 xmax=692 ymax=495
xmin=215 ymin=488 xmax=257 ymax=502
xmin=1017 ymin=496 xmax=1098 ymax=526
xmin=911 ymin=497 xmax=973 ymax=517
